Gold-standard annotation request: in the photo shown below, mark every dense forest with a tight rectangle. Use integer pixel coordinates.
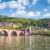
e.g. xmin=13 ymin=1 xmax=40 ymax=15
xmin=0 ymin=15 xmax=50 ymax=28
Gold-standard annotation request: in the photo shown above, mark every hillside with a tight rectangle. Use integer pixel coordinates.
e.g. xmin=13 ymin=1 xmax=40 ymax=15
xmin=0 ymin=15 xmax=50 ymax=28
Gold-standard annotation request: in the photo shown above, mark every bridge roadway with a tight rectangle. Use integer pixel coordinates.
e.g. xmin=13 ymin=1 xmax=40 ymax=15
xmin=0 ymin=29 xmax=30 ymax=36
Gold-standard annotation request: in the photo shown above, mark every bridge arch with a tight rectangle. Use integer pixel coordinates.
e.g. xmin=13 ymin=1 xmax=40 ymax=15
xmin=1 ymin=30 xmax=8 ymax=36
xmin=11 ymin=31 xmax=17 ymax=36
xmin=19 ymin=32 xmax=24 ymax=36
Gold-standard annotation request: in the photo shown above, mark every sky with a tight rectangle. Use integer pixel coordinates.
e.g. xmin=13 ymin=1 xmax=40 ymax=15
xmin=0 ymin=0 xmax=50 ymax=19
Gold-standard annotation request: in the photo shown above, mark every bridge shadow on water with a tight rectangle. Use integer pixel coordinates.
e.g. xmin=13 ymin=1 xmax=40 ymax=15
xmin=19 ymin=32 xmax=25 ymax=36
xmin=11 ymin=31 xmax=17 ymax=36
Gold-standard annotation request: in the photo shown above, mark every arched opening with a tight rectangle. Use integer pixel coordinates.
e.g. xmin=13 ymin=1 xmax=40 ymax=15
xmin=11 ymin=31 xmax=17 ymax=36
xmin=27 ymin=28 xmax=30 ymax=33
xmin=2 ymin=30 xmax=8 ymax=36
xmin=19 ymin=32 xmax=24 ymax=36
xmin=0 ymin=31 xmax=4 ymax=36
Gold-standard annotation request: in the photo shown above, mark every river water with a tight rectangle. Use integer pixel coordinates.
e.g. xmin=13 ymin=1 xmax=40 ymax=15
xmin=0 ymin=36 xmax=50 ymax=50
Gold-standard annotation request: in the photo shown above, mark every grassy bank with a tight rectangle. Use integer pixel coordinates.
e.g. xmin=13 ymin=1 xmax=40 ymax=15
xmin=33 ymin=30 xmax=50 ymax=34
xmin=0 ymin=27 xmax=18 ymax=30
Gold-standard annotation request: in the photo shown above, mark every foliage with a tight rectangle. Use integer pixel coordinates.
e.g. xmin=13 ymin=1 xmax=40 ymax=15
xmin=0 ymin=15 xmax=50 ymax=29
xmin=43 ymin=30 xmax=50 ymax=34
xmin=0 ymin=27 xmax=18 ymax=30
xmin=38 ymin=30 xmax=43 ymax=34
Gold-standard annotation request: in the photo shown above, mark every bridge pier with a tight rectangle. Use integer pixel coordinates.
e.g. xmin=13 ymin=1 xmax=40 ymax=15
xmin=25 ymin=26 xmax=32 ymax=35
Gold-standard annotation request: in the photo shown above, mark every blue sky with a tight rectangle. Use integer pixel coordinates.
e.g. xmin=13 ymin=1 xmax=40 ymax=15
xmin=0 ymin=0 xmax=50 ymax=19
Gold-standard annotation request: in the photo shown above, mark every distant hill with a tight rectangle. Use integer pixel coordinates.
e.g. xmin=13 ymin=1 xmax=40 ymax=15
xmin=0 ymin=15 xmax=50 ymax=28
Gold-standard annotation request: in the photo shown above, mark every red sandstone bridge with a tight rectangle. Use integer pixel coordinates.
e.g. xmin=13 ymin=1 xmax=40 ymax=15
xmin=0 ymin=26 xmax=33 ymax=36
xmin=0 ymin=26 xmax=34 ymax=36
xmin=0 ymin=26 xmax=47 ymax=36
xmin=0 ymin=28 xmax=30 ymax=36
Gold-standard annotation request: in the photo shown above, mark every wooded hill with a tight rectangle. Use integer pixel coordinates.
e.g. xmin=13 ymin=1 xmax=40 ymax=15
xmin=0 ymin=15 xmax=50 ymax=28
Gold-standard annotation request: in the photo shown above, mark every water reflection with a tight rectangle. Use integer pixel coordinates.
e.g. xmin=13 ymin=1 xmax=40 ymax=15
xmin=0 ymin=36 xmax=50 ymax=50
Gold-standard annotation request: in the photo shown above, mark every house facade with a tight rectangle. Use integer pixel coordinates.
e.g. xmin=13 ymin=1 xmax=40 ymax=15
xmin=0 ymin=22 xmax=19 ymax=28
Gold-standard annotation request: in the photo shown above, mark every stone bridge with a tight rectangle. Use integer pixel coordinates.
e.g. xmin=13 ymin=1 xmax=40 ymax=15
xmin=0 ymin=29 xmax=30 ymax=36
xmin=0 ymin=26 xmax=33 ymax=36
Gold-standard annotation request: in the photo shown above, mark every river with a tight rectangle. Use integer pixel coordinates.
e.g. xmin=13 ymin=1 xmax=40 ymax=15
xmin=0 ymin=36 xmax=50 ymax=50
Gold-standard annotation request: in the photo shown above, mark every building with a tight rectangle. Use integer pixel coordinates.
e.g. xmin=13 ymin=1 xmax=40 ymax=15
xmin=48 ymin=21 xmax=50 ymax=30
xmin=0 ymin=22 xmax=19 ymax=28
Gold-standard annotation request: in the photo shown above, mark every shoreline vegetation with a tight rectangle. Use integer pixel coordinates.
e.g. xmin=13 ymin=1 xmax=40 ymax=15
xmin=0 ymin=26 xmax=25 ymax=30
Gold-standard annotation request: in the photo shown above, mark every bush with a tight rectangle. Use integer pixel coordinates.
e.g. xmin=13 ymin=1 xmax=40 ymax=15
xmin=38 ymin=30 xmax=43 ymax=34
xmin=0 ymin=27 xmax=17 ymax=30
xmin=43 ymin=29 xmax=49 ymax=34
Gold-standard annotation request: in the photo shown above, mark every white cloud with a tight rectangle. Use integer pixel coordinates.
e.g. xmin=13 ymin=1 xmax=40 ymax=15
xmin=48 ymin=0 xmax=50 ymax=4
xmin=44 ymin=13 xmax=50 ymax=17
xmin=35 ymin=11 xmax=40 ymax=16
xmin=44 ymin=8 xmax=48 ymax=12
xmin=0 ymin=0 xmax=38 ymax=10
xmin=0 ymin=1 xmax=26 ymax=10
xmin=17 ymin=0 xmax=29 ymax=6
xmin=10 ymin=10 xmax=40 ymax=18
xmin=7 ymin=1 xmax=25 ymax=10
xmin=27 ymin=12 xmax=34 ymax=17
xmin=0 ymin=0 xmax=40 ymax=18
xmin=10 ymin=12 xmax=16 ymax=17
xmin=32 ymin=0 xmax=38 ymax=5
xmin=10 ymin=9 xmax=13 ymax=12
xmin=7 ymin=1 xmax=17 ymax=8
xmin=10 ymin=10 xmax=26 ymax=17
xmin=0 ymin=2 xmax=6 ymax=9
xmin=16 ymin=10 xmax=26 ymax=15
xmin=17 ymin=0 xmax=38 ymax=6
xmin=27 ymin=11 xmax=40 ymax=17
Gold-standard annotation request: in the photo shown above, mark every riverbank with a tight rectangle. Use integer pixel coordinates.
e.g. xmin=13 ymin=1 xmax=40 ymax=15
xmin=0 ymin=33 xmax=50 ymax=36
xmin=31 ymin=33 xmax=50 ymax=36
